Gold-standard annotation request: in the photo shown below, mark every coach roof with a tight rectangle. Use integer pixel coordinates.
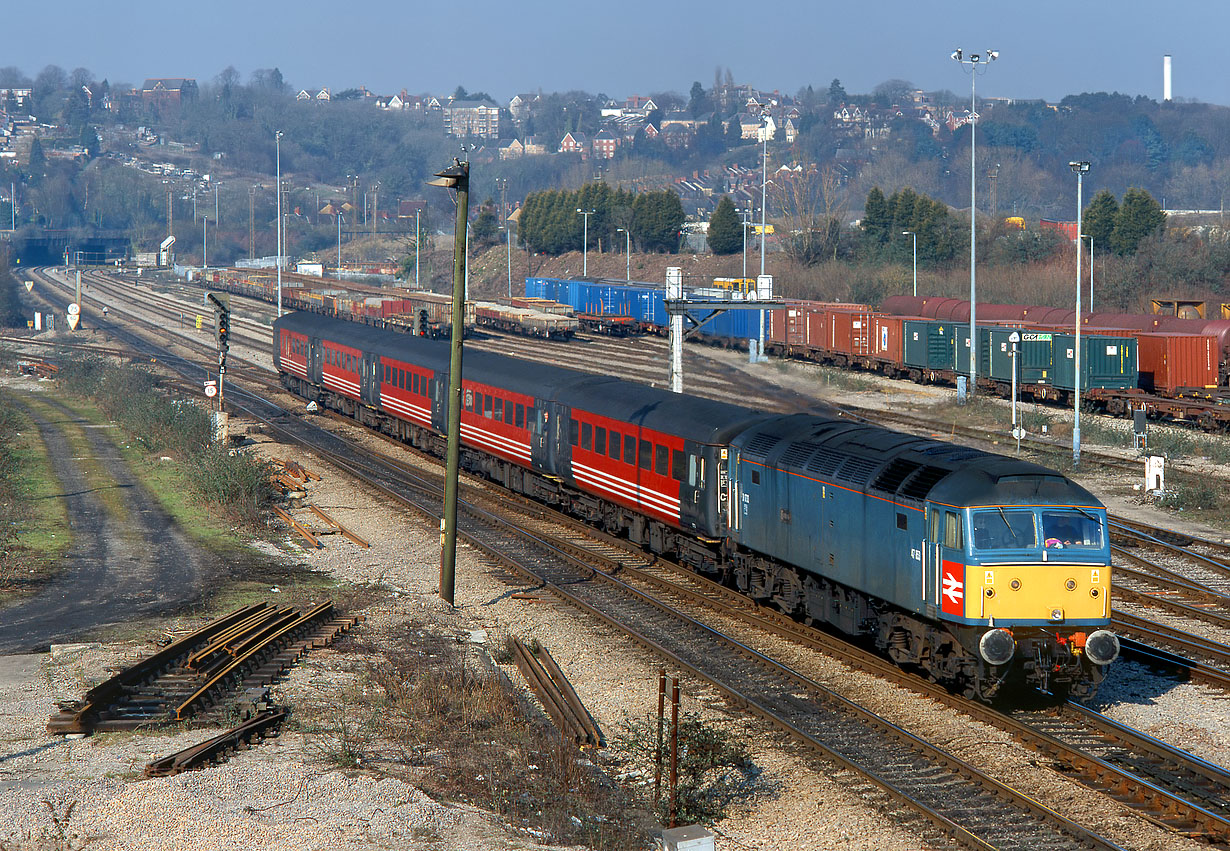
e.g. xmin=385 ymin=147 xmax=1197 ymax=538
xmin=275 ymin=312 xmax=767 ymax=443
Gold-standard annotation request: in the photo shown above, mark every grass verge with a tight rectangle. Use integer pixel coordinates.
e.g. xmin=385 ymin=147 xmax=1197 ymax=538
xmin=0 ymin=390 xmax=72 ymax=593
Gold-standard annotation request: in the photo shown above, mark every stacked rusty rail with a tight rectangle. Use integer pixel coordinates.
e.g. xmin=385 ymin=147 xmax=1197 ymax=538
xmin=48 ymin=601 xmax=361 ymax=735
xmin=511 ymin=638 xmax=604 ymax=747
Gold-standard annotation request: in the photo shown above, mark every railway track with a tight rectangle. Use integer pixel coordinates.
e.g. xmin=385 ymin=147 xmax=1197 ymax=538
xmin=20 ymin=266 xmax=1228 ymax=846
xmin=47 ymin=602 xmax=359 ymax=734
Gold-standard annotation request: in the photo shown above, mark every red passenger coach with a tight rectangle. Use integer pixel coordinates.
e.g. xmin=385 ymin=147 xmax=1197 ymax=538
xmin=460 ymin=381 xmax=535 ymax=467
xmin=379 ymin=358 xmax=434 ymax=429
xmin=279 ymin=328 xmax=311 ymax=382
xmin=566 ymin=407 xmax=685 ymax=526
xmin=321 ymin=339 xmax=363 ymax=401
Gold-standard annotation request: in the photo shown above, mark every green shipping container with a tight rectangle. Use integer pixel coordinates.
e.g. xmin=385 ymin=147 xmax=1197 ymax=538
xmin=904 ymin=320 xmax=968 ymax=370
xmin=980 ymin=328 xmax=1054 ymax=384
xmin=1051 ymin=333 xmax=1137 ymax=391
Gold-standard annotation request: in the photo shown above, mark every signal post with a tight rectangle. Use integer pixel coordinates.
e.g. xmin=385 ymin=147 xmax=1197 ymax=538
xmin=206 ymin=292 xmax=231 ymax=444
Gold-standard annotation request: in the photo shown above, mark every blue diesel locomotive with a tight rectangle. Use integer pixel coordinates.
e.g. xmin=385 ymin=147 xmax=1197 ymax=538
xmin=274 ymin=312 xmax=1120 ymax=700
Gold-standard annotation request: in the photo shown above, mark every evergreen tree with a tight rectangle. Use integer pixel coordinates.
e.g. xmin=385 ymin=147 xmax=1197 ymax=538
xmin=632 ymin=191 xmax=685 ymax=253
xmin=1082 ymin=190 xmax=1118 ymax=252
xmin=27 ymin=138 xmax=45 ymax=183
xmin=861 ymin=187 xmax=891 ymax=244
xmin=707 ymin=196 xmax=742 ymax=255
xmin=1111 ymin=188 xmax=1165 ymax=255
xmin=827 ymin=79 xmax=847 ymax=104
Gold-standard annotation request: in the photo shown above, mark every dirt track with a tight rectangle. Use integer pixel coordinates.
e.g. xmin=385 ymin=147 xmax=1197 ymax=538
xmin=0 ymin=386 xmax=216 ymax=653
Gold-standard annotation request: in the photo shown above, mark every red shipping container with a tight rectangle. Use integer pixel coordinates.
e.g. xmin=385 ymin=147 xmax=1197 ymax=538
xmin=1136 ymin=333 xmax=1218 ymax=393
xmin=870 ymin=314 xmax=904 ymax=362
xmin=770 ymin=303 xmax=807 ymax=346
xmin=803 ymin=305 xmax=829 ymax=351
xmin=827 ymin=309 xmax=872 ymax=356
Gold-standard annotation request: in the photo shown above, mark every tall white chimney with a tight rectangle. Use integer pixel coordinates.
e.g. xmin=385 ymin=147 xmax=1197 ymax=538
xmin=1163 ymin=54 xmax=1172 ymax=101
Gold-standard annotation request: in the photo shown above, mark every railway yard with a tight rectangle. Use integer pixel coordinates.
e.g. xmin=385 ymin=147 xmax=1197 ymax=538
xmin=2 ymin=266 xmax=1230 ymax=851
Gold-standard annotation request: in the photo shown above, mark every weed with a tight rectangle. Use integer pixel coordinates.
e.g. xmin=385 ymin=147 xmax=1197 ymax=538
xmin=1078 ymin=417 xmax=1131 ymax=448
xmin=614 ymin=711 xmax=758 ymax=825
xmin=1157 ymin=482 xmax=1221 ymax=512
xmin=50 ymin=355 xmax=276 ymax=523
xmin=365 ymin=633 xmax=653 ymax=850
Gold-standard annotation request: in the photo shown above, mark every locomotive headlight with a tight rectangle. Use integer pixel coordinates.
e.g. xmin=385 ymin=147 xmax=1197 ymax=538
xmin=1049 ymin=608 xmax=1064 ymax=622
xmin=979 ymin=628 xmax=1016 ymax=666
xmin=1085 ymin=630 xmax=1121 ymax=665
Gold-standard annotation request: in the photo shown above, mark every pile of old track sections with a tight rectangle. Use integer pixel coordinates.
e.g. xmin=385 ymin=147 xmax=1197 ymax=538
xmin=47 ymin=601 xmax=362 ymax=736
xmin=144 ymin=707 xmax=291 ymax=777
xmin=511 ymin=638 xmax=604 ymax=747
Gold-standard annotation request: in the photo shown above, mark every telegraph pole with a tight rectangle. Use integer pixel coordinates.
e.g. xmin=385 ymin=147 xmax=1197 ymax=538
xmin=427 ymin=159 xmax=470 ymax=607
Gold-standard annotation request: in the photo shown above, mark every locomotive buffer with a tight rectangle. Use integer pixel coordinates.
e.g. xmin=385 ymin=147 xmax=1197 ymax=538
xmin=663 ymin=267 xmax=782 ymax=393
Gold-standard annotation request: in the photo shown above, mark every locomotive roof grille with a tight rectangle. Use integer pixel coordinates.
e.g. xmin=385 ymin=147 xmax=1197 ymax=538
xmin=745 ymin=433 xmax=782 ymax=457
xmin=872 ymin=459 xmax=922 ymax=494
xmin=835 ymin=456 xmax=881 ymax=485
xmin=899 ymin=465 xmax=951 ymax=502
xmin=781 ymin=442 xmax=819 ymax=468
xmin=806 ymin=448 xmax=844 ymax=476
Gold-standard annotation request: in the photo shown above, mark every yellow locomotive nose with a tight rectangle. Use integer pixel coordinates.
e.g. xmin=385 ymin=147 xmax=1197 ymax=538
xmin=976 ymin=567 xmax=1107 ymax=621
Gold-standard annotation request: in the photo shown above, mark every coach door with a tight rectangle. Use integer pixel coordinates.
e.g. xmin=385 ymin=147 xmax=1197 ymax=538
xmin=528 ymin=401 xmax=554 ymax=472
xmin=360 ymin=353 xmax=379 ymax=406
xmin=310 ymin=337 xmax=323 ymax=383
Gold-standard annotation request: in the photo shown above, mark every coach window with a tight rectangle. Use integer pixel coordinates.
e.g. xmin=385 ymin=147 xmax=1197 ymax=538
xmin=569 ymin=419 xmax=579 ymax=446
xmin=639 ymin=439 xmax=652 ymax=470
xmin=581 ymin=422 xmax=592 ymax=450
xmin=625 ymin=434 xmax=637 ymax=464
xmin=399 ymin=369 xmax=406 ymax=390
xmin=609 ymin=430 xmax=621 ymax=461
xmin=493 ymin=398 xmax=503 ymax=422
xmin=944 ymin=511 xmax=963 ymax=549
xmin=483 ymin=394 xmax=493 ymax=418
xmin=655 ymin=445 xmax=668 ymax=476
xmin=594 ymin=427 xmax=606 ymax=455
xmin=515 ymin=403 xmax=525 ymax=429
xmin=672 ymin=449 xmax=685 ymax=481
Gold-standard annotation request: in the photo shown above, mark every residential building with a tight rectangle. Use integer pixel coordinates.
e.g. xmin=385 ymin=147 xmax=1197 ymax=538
xmin=497 ymin=138 xmax=525 ymax=160
xmin=559 ymin=131 xmax=588 ymax=156
xmin=140 ymin=78 xmax=198 ymax=114
xmin=592 ymin=129 xmax=619 ymax=160
xmin=508 ymin=93 xmax=539 ymax=118
xmin=443 ymin=99 xmax=500 ymax=138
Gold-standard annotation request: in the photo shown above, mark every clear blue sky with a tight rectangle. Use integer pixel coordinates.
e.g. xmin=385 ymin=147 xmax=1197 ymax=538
xmin=7 ymin=1 xmax=1228 ymax=106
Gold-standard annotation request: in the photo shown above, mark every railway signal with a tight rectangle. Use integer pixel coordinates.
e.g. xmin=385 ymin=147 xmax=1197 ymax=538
xmin=417 ymin=309 xmax=429 ymax=337
xmin=216 ymin=310 xmax=230 ymax=347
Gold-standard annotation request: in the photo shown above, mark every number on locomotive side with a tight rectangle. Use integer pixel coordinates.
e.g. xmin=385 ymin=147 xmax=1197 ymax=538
xmin=910 ymin=548 xmax=922 ymax=561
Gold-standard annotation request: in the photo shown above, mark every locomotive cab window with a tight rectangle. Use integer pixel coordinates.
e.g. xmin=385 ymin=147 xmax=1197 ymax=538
xmin=972 ymin=509 xmax=1037 ymax=550
xmin=944 ymin=510 xmax=963 ymax=550
xmin=1041 ymin=511 xmax=1103 ymax=549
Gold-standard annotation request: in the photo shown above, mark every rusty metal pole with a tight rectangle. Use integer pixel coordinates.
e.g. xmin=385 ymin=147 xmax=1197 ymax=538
xmin=431 ymin=159 xmax=470 ymax=607
xmin=654 ymin=669 xmax=666 ymax=805
xmin=669 ymin=677 xmax=680 ymax=828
